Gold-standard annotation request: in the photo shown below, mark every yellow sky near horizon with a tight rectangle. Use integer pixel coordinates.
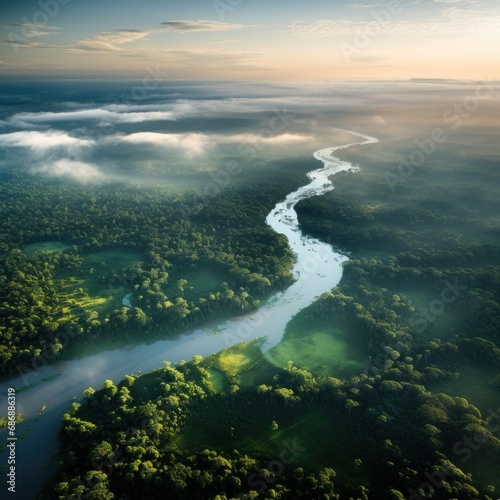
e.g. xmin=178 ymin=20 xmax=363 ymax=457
xmin=0 ymin=0 xmax=499 ymax=81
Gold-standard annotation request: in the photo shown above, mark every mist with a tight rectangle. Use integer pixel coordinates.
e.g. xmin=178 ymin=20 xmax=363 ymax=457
xmin=0 ymin=80 xmax=498 ymax=187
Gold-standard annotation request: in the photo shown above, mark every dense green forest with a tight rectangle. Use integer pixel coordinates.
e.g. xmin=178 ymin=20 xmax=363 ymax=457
xmin=44 ymin=339 xmax=500 ymax=499
xmin=0 ymin=160 xmax=313 ymax=376
xmin=43 ymin=142 xmax=500 ymax=498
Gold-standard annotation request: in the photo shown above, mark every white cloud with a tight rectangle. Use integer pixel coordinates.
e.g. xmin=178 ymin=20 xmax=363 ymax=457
xmin=9 ymin=99 xmax=301 ymax=128
xmin=0 ymin=130 xmax=93 ymax=151
xmin=119 ymin=132 xmax=210 ymax=156
xmin=0 ymin=131 xmax=101 ymax=181
xmin=75 ymin=29 xmax=152 ymax=52
xmin=36 ymin=159 xmax=102 ymax=181
xmin=116 ymin=131 xmax=312 ymax=155
xmin=224 ymin=133 xmax=312 ymax=145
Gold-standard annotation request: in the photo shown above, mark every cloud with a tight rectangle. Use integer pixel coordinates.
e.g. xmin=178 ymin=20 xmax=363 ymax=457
xmin=9 ymin=98 xmax=303 ymax=128
xmin=362 ymin=115 xmax=386 ymax=124
xmin=0 ymin=131 xmax=100 ymax=181
xmin=75 ymin=29 xmax=152 ymax=52
xmin=286 ymin=7 xmax=500 ymax=39
xmin=209 ymin=40 xmax=240 ymax=45
xmin=160 ymin=20 xmax=244 ymax=32
xmin=9 ymin=109 xmax=176 ymax=128
xmin=224 ymin=133 xmax=313 ymax=145
xmin=115 ymin=131 xmax=312 ymax=156
xmin=72 ymin=21 xmax=245 ymax=53
xmin=35 ymin=159 xmax=102 ymax=181
xmin=3 ymin=40 xmax=43 ymax=48
xmin=119 ymin=132 xmax=210 ymax=156
xmin=2 ymin=23 xmax=60 ymax=49
xmin=5 ymin=23 xmax=60 ymax=38
xmin=6 ymin=98 xmax=338 ymax=131
xmin=0 ymin=130 xmax=93 ymax=151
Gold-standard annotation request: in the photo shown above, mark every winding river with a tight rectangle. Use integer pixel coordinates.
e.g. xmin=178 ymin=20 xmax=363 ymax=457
xmin=0 ymin=130 xmax=378 ymax=498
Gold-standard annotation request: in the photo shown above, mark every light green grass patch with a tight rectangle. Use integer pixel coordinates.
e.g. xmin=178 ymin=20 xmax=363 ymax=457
xmin=211 ymin=341 xmax=271 ymax=386
xmin=206 ymin=368 xmax=228 ymax=393
xmin=82 ymin=249 xmax=142 ymax=271
xmin=23 ymin=241 xmax=69 ymax=255
xmin=270 ymin=321 xmax=365 ymax=378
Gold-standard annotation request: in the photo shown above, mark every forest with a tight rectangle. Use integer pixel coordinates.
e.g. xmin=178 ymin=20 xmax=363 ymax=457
xmin=42 ymin=139 xmax=500 ymax=498
xmin=0 ymin=160 xmax=311 ymax=376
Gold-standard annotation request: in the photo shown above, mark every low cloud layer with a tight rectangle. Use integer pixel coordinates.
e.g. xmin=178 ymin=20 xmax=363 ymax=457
xmin=1 ymin=81 xmax=497 ymax=184
xmin=35 ymin=159 xmax=102 ymax=181
xmin=116 ymin=131 xmax=312 ymax=156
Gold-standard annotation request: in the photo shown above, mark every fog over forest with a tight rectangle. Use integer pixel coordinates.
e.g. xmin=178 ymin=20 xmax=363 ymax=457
xmin=1 ymin=80 xmax=497 ymax=186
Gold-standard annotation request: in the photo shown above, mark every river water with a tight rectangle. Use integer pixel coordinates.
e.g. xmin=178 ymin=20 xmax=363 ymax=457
xmin=0 ymin=131 xmax=378 ymax=498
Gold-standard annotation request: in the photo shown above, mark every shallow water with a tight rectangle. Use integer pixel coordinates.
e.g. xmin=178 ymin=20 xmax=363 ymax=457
xmin=0 ymin=130 xmax=378 ymax=498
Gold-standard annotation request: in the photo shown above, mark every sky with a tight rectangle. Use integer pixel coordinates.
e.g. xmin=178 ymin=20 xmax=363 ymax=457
xmin=0 ymin=0 xmax=499 ymax=81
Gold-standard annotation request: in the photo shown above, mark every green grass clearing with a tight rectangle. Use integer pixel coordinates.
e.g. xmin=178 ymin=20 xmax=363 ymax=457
xmin=206 ymin=368 xmax=229 ymax=393
xmin=23 ymin=241 xmax=69 ymax=255
xmin=270 ymin=316 xmax=366 ymax=378
xmin=56 ymin=248 xmax=143 ymax=318
xmin=164 ymin=268 xmax=223 ymax=301
xmin=206 ymin=340 xmax=276 ymax=387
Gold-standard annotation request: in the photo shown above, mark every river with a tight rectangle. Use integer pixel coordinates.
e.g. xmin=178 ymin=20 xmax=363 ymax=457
xmin=0 ymin=130 xmax=378 ymax=498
